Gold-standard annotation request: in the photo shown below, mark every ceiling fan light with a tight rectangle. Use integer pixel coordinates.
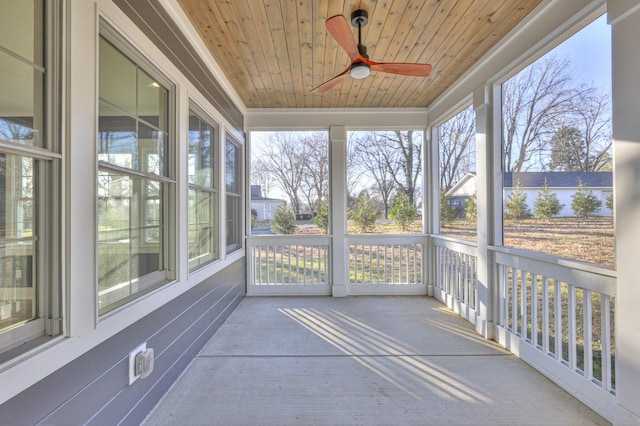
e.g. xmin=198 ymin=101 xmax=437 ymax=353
xmin=350 ymin=62 xmax=370 ymax=79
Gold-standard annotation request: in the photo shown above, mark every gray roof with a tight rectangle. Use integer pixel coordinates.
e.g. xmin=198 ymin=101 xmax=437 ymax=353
xmin=504 ymin=172 xmax=613 ymax=188
xmin=503 ymin=172 xmax=612 ymax=188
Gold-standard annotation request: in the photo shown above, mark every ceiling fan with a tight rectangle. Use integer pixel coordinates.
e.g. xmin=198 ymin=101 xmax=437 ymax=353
xmin=311 ymin=9 xmax=432 ymax=93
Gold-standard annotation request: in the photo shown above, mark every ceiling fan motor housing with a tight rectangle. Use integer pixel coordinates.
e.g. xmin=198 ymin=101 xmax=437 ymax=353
xmin=351 ymin=9 xmax=368 ymax=27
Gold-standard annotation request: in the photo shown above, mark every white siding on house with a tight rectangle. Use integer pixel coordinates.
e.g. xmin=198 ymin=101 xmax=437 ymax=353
xmin=454 ymin=176 xmax=476 ymax=197
xmin=250 ymin=185 xmax=285 ymax=220
xmin=450 ymin=173 xmax=613 ymax=217
xmin=251 ymin=200 xmax=284 ymax=220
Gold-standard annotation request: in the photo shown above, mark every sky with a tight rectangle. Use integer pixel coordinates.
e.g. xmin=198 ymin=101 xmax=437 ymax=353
xmin=550 ymin=14 xmax=611 ymax=91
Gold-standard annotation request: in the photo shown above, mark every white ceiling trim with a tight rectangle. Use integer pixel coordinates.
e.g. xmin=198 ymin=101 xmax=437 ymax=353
xmin=245 ymin=107 xmax=429 ymax=131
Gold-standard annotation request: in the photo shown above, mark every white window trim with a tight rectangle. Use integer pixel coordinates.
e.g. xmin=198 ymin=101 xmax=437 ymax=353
xmin=96 ymin=19 xmax=177 ymax=316
xmin=224 ymin=134 xmax=243 ymax=254
xmin=0 ymin=0 xmax=63 ymax=356
xmin=187 ymin=100 xmax=220 ymax=272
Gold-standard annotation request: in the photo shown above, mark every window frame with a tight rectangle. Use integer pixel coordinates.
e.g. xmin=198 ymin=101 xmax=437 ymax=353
xmin=96 ymin=21 xmax=176 ymax=316
xmin=0 ymin=0 xmax=63 ymax=355
xmin=187 ymin=101 xmax=219 ymax=272
xmin=225 ymin=134 xmax=242 ymax=254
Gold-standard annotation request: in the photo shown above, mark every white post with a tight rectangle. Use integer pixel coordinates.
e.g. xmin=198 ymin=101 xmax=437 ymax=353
xmin=330 ymin=126 xmax=348 ymax=297
xmin=424 ymin=125 xmax=439 ymax=296
xmin=473 ymin=84 xmax=498 ymax=339
xmin=608 ymin=1 xmax=640 ymax=424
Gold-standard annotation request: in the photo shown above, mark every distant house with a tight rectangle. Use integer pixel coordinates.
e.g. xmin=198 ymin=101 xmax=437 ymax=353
xmin=447 ymin=171 xmax=613 ymax=217
xmin=445 ymin=172 xmax=477 ymax=198
xmin=250 ymin=185 xmax=286 ymax=220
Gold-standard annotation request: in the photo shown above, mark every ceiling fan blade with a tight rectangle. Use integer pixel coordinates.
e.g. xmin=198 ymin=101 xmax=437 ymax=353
xmin=326 ymin=15 xmax=360 ymax=62
xmin=370 ymin=62 xmax=432 ymax=77
xmin=310 ymin=68 xmax=351 ymax=93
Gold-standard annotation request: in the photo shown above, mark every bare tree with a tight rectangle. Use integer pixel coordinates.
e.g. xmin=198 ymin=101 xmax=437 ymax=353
xmin=571 ymin=88 xmax=612 ymax=171
xmin=299 ymin=132 xmax=329 ymax=214
xmin=348 ymin=130 xmax=422 ymax=215
xmin=346 ymin=138 xmax=365 ymax=207
xmin=0 ymin=119 xmax=34 ymax=143
xmin=439 ymin=106 xmax=476 ymax=191
xmin=252 ymin=132 xmax=328 ymax=216
xmin=253 ymin=132 xmax=307 ymax=215
xmin=547 ymin=89 xmax=612 ymax=172
xmin=380 ymin=130 xmax=423 ymax=206
xmin=502 ymin=56 xmax=583 ymax=172
xmin=351 ymin=133 xmax=397 ymax=218
xmin=250 ymin=158 xmax=275 ymax=196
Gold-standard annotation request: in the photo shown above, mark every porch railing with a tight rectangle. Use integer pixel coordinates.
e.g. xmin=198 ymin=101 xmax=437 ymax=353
xmin=346 ymin=235 xmax=426 ymax=295
xmin=494 ymin=247 xmax=616 ymax=419
xmin=433 ymin=236 xmax=478 ymax=323
xmin=246 ymin=235 xmax=331 ymax=295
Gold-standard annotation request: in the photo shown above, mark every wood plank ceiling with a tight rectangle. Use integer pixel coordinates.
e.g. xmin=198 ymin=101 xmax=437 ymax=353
xmin=177 ymin=0 xmax=544 ymax=109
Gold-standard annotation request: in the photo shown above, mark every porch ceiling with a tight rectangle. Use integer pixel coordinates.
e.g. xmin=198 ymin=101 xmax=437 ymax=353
xmin=177 ymin=0 xmax=544 ymax=109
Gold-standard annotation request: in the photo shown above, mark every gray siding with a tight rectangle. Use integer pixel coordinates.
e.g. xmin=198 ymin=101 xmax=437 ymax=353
xmin=0 ymin=259 xmax=245 ymax=425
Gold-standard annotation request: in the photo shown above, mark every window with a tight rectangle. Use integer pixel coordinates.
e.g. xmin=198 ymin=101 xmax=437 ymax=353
xmin=188 ymin=105 xmax=219 ymax=270
xmin=438 ymin=106 xmax=477 ymax=240
xmin=249 ymin=131 xmax=329 ymax=235
xmin=0 ymin=1 xmax=62 ymax=354
xmin=346 ymin=130 xmax=423 ymax=234
xmin=97 ymin=30 xmax=175 ymax=314
xmin=225 ymin=135 xmax=242 ymax=253
xmin=500 ymin=15 xmax=613 ymax=267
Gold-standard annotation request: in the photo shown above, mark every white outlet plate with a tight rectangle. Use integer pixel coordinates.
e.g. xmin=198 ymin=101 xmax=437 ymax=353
xmin=128 ymin=342 xmax=146 ymax=385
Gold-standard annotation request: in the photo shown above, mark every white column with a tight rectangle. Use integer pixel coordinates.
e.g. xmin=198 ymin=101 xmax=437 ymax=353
xmin=330 ymin=126 xmax=348 ymax=297
xmin=473 ymin=85 xmax=498 ymax=339
xmin=424 ymin=125 xmax=438 ymax=296
xmin=608 ymin=1 xmax=640 ymax=424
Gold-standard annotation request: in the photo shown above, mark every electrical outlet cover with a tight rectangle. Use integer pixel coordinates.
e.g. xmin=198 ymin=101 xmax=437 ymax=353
xmin=128 ymin=342 xmax=146 ymax=385
xmin=137 ymin=348 xmax=154 ymax=378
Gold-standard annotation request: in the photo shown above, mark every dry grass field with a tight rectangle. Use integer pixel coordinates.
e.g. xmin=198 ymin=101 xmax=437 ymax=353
xmin=442 ymin=217 xmax=615 ymax=267
xmin=261 ymin=216 xmax=615 ymax=267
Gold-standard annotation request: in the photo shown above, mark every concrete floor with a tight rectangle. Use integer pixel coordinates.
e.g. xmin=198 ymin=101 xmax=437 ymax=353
xmin=143 ymin=296 xmax=609 ymax=426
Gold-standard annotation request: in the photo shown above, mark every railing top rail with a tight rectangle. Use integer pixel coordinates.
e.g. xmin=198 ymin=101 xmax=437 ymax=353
xmin=432 ymin=235 xmax=478 ymax=256
xmin=492 ymin=246 xmax=616 ymax=296
xmin=246 ymin=235 xmax=332 ymax=247
xmin=346 ymin=234 xmax=426 ymax=244
xmin=490 ymin=245 xmax=616 ymax=278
